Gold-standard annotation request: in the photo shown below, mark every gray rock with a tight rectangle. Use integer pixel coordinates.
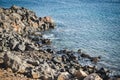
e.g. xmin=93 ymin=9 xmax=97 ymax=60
xmin=84 ymin=73 xmax=103 ymax=80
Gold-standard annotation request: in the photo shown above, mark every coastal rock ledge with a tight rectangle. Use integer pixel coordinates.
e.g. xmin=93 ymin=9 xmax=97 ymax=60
xmin=0 ymin=5 xmax=119 ymax=80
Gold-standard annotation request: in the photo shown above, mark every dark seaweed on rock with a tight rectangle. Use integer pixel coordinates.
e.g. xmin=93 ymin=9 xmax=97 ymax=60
xmin=0 ymin=5 xmax=119 ymax=80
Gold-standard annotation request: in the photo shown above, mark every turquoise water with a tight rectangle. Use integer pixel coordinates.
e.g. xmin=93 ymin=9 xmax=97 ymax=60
xmin=1 ymin=0 xmax=120 ymax=74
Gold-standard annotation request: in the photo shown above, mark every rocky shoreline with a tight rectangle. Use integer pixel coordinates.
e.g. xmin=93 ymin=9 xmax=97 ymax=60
xmin=0 ymin=5 xmax=119 ymax=80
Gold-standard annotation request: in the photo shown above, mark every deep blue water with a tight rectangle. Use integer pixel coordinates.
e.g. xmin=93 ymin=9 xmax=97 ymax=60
xmin=1 ymin=0 xmax=120 ymax=74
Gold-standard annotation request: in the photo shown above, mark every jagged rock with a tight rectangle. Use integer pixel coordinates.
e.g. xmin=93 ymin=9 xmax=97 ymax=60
xmin=84 ymin=73 xmax=103 ymax=80
xmin=74 ymin=69 xmax=88 ymax=79
xmin=90 ymin=56 xmax=101 ymax=63
xmin=57 ymin=72 xmax=71 ymax=80
xmin=78 ymin=49 xmax=82 ymax=53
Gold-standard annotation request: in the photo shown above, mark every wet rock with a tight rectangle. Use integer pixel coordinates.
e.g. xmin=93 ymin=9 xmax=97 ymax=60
xmin=96 ymin=67 xmax=110 ymax=80
xmin=81 ymin=53 xmax=101 ymax=63
xmin=41 ymin=16 xmax=55 ymax=29
xmin=57 ymin=72 xmax=71 ymax=80
xmin=42 ymin=39 xmax=51 ymax=45
xmin=74 ymin=69 xmax=88 ymax=79
xmin=84 ymin=73 xmax=103 ymax=80
xmin=46 ymin=48 xmax=54 ymax=53
xmin=90 ymin=56 xmax=101 ymax=63
xmin=81 ymin=53 xmax=91 ymax=59
xmin=78 ymin=49 xmax=82 ymax=53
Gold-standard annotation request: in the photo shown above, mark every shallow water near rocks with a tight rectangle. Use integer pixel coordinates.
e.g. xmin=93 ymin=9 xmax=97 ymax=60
xmin=1 ymin=0 xmax=120 ymax=75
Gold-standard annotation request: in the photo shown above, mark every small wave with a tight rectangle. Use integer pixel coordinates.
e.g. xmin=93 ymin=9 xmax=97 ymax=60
xmin=43 ymin=34 xmax=54 ymax=39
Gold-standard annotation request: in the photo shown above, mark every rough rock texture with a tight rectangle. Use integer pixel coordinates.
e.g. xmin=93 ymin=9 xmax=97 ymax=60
xmin=0 ymin=5 xmax=55 ymax=34
xmin=84 ymin=73 xmax=103 ymax=80
xmin=74 ymin=69 xmax=88 ymax=79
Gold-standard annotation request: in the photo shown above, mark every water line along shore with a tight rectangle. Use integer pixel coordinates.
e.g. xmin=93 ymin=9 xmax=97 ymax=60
xmin=0 ymin=5 xmax=119 ymax=80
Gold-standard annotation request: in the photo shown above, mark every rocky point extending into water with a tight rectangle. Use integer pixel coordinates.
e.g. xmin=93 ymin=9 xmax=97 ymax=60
xmin=0 ymin=5 xmax=119 ymax=80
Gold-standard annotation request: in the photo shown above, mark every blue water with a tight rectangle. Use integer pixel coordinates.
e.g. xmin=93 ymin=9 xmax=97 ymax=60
xmin=1 ymin=0 xmax=120 ymax=74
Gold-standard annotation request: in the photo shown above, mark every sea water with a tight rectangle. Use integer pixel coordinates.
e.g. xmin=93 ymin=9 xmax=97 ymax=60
xmin=1 ymin=0 xmax=120 ymax=74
